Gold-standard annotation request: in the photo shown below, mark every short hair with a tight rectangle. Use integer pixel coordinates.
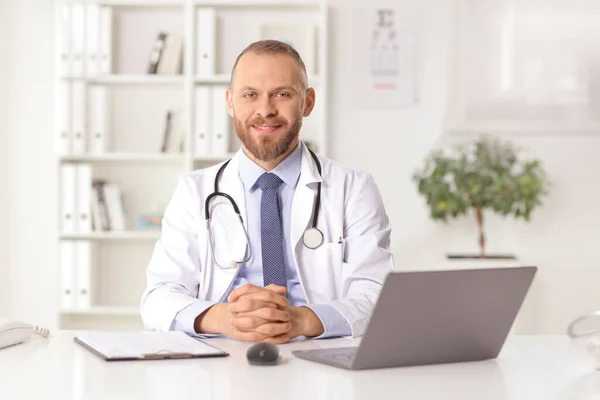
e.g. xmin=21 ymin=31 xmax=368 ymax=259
xmin=230 ymin=40 xmax=309 ymax=91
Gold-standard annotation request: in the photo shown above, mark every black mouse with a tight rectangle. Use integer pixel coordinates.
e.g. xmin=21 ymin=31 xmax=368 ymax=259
xmin=246 ymin=343 xmax=280 ymax=366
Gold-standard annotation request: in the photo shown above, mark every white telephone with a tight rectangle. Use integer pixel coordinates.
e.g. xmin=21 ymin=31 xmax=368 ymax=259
xmin=0 ymin=318 xmax=50 ymax=350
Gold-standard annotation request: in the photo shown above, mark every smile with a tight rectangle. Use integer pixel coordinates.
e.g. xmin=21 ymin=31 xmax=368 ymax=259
xmin=252 ymin=125 xmax=282 ymax=133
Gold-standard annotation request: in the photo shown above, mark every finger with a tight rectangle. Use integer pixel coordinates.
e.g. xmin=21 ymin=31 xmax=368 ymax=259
xmin=265 ymin=284 xmax=288 ymax=294
xmin=261 ymin=334 xmax=292 ymax=345
xmin=228 ymin=299 xmax=278 ymax=314
xmin=231 ymin=316 xmax=270 ymax=331
xmin=228 ymin=284 xmax=263 ymax=303
xmin=230 ymin=329 xmax=268 ymax=343
xmin=238 ymin=290 xmax=290 ymax=309
xmin=236 ymin=307 xmax=290 ymax=322
xmin=254 ymin=322 xmax=291 ymax=337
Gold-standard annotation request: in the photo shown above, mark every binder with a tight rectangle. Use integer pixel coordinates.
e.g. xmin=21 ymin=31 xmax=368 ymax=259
xmin=211 ymin=86 xmax=230 ymax=157
xmin=60 ymin=165 xmax=77 ymax=234
xmin=59 ymin=4 xmax=71 ymax=75
xmin=71 ymin=81 xmax=86 ymax=154
xmin=88 ymin=86 xmax=108 ymax=154
xmin=93 ymin=179 xmax=110 ymax=231
xmin=60 ymin=241 xmax=76 ymax=310
xmin=90 ymin=182 xmax=103 ymax=232
xmin=98 ymin=7 xmax=113 ymax=74
xmin=157 ymin=33 xmax=183 ymax=75
xmin=74 ymin=331 xmax=229 ymax=361
xmin=164 ymin=109 xmax=184 ymax=153
xmin=147 ymin=32 xmax=168 ymax=74
xmin=75 ymin=241 xmax=92 ymax=309
xmin=76 ymin=164 xmax=92 ymax=233
xmin=103 ymin=183 xmax=125 ymax=231
xmin=56 ymin=81 xmax=71 ymax=155
xmin=196 ymin=8 xmax=216 ymax=76
xmin=86 ymin=4 xmax=100 ymax=77
xmin=194 ymin=87 xmax=211 ymax=157
xmin=70 ymin=3 xmax=85 ymax=76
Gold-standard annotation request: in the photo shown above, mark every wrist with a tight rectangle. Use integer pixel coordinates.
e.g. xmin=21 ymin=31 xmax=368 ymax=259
xmin=194 ymin=303 xmax=228 ymax=334
xmin=297 ymin=306 xmax=325 ymax=338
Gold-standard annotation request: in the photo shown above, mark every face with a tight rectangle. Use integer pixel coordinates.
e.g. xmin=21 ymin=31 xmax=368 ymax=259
xmin=226 ymin=52 xmax=315 ymax=162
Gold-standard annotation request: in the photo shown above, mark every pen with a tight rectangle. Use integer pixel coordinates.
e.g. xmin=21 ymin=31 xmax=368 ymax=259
xmin=338 ymin=236 xmax=342 ymax=244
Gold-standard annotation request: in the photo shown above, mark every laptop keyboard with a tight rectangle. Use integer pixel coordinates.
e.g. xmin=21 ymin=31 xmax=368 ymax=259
xmin=316 ymin=347 xmax=357 ymax=364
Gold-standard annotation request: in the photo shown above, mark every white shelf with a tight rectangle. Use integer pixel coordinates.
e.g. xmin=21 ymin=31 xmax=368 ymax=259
xmin=93 ymin=1 xmax=184 ymax=7
xmin=59 ymin=306 xmax=140 ymax=316
xmin=193 ymin=153 xmax=235 ymax=162
xmin=60 ymin=231 xmax=161 ymax=241
xmin=194 ymin=75 xmax=231 ymax=84
xmin=87 ymin=74 xmax=184 ymax=85
xmin=60 ymin=153 xmax=185 ymax=163
xmin=193 ymin=0 xmax=324 ymax=7
xmin=194 ymin=75 xmax=321 ymax=86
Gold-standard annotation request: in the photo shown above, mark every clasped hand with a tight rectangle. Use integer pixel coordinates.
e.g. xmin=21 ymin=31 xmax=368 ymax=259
xmin=224 ymin=284 xmax=319 ymax=344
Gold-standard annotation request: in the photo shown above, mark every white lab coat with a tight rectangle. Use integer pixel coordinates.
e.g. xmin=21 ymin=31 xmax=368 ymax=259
xmin=140 ymin=143 xmax=393 ymax=337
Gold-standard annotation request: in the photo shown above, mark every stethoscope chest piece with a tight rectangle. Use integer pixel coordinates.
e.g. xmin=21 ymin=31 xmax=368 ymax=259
xmin=303 ymin=227 xmax=324 ymax=249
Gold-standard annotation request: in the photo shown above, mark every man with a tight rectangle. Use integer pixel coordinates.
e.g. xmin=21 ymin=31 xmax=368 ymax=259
xmin=141 ymin=40 xmax=393 ymax=344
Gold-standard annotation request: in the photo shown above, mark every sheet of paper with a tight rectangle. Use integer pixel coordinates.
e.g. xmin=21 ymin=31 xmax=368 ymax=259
xmin=76 ymin=331 xmax=224 ymax=359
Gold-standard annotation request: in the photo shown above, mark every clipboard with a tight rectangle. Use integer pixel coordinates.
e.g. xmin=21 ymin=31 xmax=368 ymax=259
xmin=73 ymin=331 xmax=229 ymax=361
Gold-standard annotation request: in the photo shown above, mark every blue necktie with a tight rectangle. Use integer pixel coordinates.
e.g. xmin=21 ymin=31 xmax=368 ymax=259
xmin=257 ymin=173 xmax=288 ymax=296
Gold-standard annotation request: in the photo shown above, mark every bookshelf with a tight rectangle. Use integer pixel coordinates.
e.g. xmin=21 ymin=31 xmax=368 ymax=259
xmin=54 ymin=0 xmax=329 ymax=330
xmin=59 ymin=231 xmax=162 ymax=241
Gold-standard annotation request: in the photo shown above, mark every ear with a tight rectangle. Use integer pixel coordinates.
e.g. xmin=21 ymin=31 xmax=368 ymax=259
xmin=303 ymin=87 xmax=316 ymax=117
xmin=226 ymin=87 xmax=234 ymax=118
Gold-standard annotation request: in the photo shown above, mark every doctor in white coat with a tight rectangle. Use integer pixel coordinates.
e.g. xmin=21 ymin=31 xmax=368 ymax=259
xmin=141 ymin=40 xmax=393 ymax=344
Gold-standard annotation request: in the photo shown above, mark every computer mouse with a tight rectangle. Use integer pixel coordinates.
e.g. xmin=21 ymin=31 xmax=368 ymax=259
xmin=246 ymin=343 xmax=280 ymax=366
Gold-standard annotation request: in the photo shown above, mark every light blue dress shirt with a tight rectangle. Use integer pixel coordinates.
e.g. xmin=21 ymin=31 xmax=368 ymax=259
xmin=173 ymin=143 xmax=351 ymax=339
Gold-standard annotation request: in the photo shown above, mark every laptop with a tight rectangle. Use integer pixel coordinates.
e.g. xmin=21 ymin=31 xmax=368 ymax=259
xmin=292 ymin=266 xmax=537 ymax=370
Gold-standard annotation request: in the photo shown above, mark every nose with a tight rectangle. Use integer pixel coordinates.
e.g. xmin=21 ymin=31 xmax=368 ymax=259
xmin=256 ymin=96 xmax=277 ymax=119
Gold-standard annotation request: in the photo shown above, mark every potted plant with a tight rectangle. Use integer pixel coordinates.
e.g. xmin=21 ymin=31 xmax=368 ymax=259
xmin=412 ymin=135 xmax=550 ymax=259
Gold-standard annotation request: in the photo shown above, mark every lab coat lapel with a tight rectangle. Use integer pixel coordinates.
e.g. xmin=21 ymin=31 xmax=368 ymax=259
xmin=291 ymin=143 xmax=323 ymax=251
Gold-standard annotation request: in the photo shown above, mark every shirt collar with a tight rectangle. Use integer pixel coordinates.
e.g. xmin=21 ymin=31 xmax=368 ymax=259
xmin=238 ymin=142 xmax=303 ymax=191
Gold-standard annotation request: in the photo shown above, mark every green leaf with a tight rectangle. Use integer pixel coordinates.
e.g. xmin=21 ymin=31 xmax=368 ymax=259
xmin=412 ymin=134 xmax=550 ymax=229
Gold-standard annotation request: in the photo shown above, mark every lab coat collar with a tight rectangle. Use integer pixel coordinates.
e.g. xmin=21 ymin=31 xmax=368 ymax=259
xmin=297 ymin=141 xmax=323 ymax=186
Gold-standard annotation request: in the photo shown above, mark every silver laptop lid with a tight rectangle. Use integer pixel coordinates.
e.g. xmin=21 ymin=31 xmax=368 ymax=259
xmin=352 ymin=266 xmax=537 ymax=370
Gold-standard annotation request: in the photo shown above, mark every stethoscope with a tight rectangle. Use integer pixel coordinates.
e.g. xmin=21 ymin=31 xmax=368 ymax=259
xmin=205 ymin=148 xmax=324 ymax=270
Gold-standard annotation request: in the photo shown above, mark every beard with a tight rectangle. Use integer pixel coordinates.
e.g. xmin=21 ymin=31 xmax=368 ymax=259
xmin=234 ymin=113 xmax=302 ymax=161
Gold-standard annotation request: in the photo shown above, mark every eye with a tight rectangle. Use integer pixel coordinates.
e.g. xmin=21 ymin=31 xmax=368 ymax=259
xmin=275 ymin=92 xmax=290 ymax=98
xmin=243 ymin=93 xmax=256 ymax=99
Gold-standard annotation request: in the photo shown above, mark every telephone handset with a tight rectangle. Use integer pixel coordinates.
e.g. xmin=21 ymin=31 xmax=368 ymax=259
xmin=0 ymin=318 xmax=50 ymax=350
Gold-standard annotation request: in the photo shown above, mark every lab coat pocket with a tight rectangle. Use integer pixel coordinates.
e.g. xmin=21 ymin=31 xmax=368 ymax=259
xmin=303 ymin=241 xmax=344 ymax=299
xmin=311 ymin=241 xmax=344 ymax=275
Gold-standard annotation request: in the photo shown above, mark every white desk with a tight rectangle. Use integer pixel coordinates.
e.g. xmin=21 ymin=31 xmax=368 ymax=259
xmin=0 ymin=332 xmax=597 ymax=400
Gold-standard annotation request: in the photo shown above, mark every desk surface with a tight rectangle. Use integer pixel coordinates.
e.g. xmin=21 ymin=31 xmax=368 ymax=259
xmin=0 ymin=332 xmax=597 ymax=400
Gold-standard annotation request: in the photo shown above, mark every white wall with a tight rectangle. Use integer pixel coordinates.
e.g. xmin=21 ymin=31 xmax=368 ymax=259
xmin=0 ymin=0 xmax=9 ymax=315
xmin=328 ymin=0 xmax=600 ymax=334
xmin=3 ymin=0 xmax=599 ymax=334
xmin=0 ymin=0 xmax=57 ymax=327
xmin=327 ymin=0 xmax=454 ymax=255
